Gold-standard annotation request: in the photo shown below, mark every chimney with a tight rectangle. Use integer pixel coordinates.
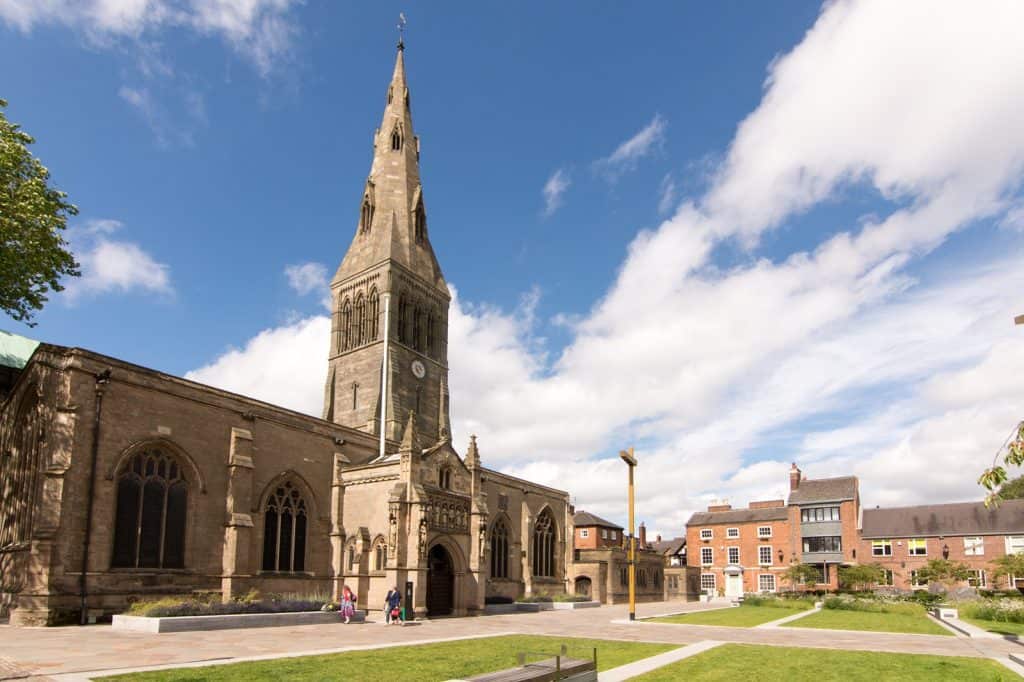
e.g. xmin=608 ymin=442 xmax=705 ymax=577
xmin=749 ymin=499 xmax=785 ymax=510
xmin=707 ymin=504 xmax=732 ymax=512
xmin=639 ymin=522 xmax=647 ymax=548
xmin=789 ymin=462 xmax=802 ymax=492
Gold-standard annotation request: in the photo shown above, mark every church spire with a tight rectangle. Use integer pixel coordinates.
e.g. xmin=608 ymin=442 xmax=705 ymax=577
xmin=331 ymin=42 xmax=447 ymax=295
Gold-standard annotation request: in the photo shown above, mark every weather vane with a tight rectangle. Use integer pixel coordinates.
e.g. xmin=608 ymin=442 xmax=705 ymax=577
xmin=397 ymin=13 xmax=407 ymax=50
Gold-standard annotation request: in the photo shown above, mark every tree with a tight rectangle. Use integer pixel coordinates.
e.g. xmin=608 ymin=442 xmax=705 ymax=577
xmin=980 ymin=422 xmax=1024 ymax=507
xmin=838 ymin=563 xmax=886 ymax=591
xmin=989 ymin=554 xmax=1024 ymax=590
xmin=913 ymin=559 xmax=971 ymax=589
xmin=782 ymin=563 xmax=823 ymax=590
xmin=0 ymin=98 xmax=79 ymax=325
xmin=998 ymin=475 xmax=1024 ymax=501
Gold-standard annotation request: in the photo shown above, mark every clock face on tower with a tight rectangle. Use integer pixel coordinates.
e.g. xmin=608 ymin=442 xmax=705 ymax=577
xmin=411 ymin=359 xmax=426 ymax=379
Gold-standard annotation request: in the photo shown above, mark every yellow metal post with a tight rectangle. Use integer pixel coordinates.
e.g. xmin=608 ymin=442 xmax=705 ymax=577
xmin=620 ymin=447 xmax=637 ymax=622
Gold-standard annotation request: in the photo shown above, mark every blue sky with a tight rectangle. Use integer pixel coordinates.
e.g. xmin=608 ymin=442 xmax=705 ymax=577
xmin=3 ymin=1 xmax=1023 ymax=534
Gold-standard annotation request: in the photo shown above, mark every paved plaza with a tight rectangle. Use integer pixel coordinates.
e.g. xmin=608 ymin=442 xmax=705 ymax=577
xmin=2 ymin=601 xmax=1024 ymax=680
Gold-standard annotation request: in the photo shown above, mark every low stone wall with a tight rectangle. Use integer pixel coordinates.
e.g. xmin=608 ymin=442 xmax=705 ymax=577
xmin=112 ymin=609 xmax=365 ymax=633
xmin=510 ymin=601 xmax=601 ymax=613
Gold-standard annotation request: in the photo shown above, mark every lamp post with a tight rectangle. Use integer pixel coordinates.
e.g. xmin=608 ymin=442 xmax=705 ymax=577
xmin=619 ymin=447 xmax=637 ymax=622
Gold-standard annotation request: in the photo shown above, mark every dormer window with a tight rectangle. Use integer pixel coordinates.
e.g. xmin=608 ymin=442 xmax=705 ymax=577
xmin=414 ymin=198 xmax=426 ymax=243
xmin=360 ymin=197 xmax=373 ymax=233
xmin=387 ymin=86 xmax=393 ymax=104
xmin=391 ymin=124 xmax=403 ymax=151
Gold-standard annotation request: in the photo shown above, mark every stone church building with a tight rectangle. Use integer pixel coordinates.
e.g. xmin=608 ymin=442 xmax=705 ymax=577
xmin=0 ymin=44 xmax=573 ymax=626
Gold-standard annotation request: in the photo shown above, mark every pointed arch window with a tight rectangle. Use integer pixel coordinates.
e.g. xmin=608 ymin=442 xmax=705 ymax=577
xmin=439 ymin=466 xmax=452 ymax=490
xmin=391 ymin=124 xmax=403 ymax=151
xmin=368 ymin=288 xmax=380 ymax=341
xmin=426 ymin=310 xmax=436 ymax=357
xmin=261 ymin=481 xmax=307 ymax=573
xmin=340 ymin=299 xmax=352 ymax=351
xmin=0 ymin=388 xmax=43 ymax=549
xmin=414 ymin=198 xmax=426 ymax=243
xmin=373 ymin=537 xmax=388 ymax=571
xmin=354 ymin=294 xmax=366 ymax=346
xmin=491 ymin=518 xmax=510 ymax=579
xmin=360 ymin=197 xmax=374 ymax=234
xmin=412 ymin=303 xmax=423 ymax=352
xmin=532 ymin=509 xmax=556 ymax=578
xmin=111 ymin=448 xmax=188 ymax=569
xmin=397 ymin=294 xmax=409 ymax=345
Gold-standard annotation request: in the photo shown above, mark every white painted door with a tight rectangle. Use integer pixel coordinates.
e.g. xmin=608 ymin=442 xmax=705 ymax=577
xmin=726 ymin=573 xmax=743 ymax=598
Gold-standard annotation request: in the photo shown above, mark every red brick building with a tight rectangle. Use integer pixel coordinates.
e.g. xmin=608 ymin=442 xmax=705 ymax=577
xmin=860 ymin=500 xmax=1024 ymax=590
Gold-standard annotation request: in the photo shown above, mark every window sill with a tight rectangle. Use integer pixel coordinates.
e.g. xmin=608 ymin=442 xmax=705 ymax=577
xmin=107 ymin=567 xmax=194 ymax=573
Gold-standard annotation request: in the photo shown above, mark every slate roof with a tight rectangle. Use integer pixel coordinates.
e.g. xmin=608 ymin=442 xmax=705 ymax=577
xmin=686 ymin=506 xmax=789 ymax=526
xmin=650 ymin=537 xmax=686 ymax=555
xmin=862 ymin=499 xmax=1024 ymax=539
xmin=788 ymin=476 xmax=858 ymax=505
xmin=573 ymin=511 xmax=623 ymax=530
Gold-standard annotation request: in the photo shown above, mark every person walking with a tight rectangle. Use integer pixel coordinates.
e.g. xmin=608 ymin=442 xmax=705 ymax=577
xmin=383 ymin=587 xmax=396 ymax=625
xmin=386 ymin=585 xmax=402 ymax=625
xmin=340 ymin=584 xmax=357 ymax=624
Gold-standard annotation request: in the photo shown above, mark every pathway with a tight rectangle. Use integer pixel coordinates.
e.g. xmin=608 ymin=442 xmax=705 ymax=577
xmin=3 ymin=601 xmax=1024 ymax=680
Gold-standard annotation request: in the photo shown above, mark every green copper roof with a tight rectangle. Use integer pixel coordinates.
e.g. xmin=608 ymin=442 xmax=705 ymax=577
xmin=0 ymin=330 xmax=40 ymax=370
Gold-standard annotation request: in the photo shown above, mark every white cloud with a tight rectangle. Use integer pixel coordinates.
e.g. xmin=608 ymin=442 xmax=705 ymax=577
xmin=657 ymin=173 xmax=677 ymax=216
xmin=0 ymin=0 xmax=299 ymax=76
xmin=594 ymin=114 xmax=666 ymax=180
xmin=542 ymin=168 xmax=570 ymax=217
xmin=186 ymin=316 xmax=329 ymax=415
xmin=285 ymin=261 xmax=331 ymax=310
xmin=64 ymin=220 xmax=173 ymax=300
xmin=186 ymin=1 xmax=1024 ymax=540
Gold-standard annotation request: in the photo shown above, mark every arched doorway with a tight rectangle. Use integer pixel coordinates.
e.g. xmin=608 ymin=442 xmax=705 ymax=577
xmin=427 ymin=544 xmax=454 ymax=616
xmin=574 ymin=576 xmax=592 ymax=598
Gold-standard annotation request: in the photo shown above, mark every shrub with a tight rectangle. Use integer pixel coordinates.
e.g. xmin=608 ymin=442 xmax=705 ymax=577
xmin=822 ymin=595 xmax=925 ymax=616
xmin=516 ymin=595 xmax=554 ymax=603
xmin=906 ymin=590 xmax=944 ymax=607
xmin=957 ymin=599 xmax=1024 ymax=624
xmin=124 ymin=592 xmax=331 ymax=618
xmin=552 ymin=593 xmax=590 ymax=602
xmin=742 ymin=595 xmax=814 ymax=610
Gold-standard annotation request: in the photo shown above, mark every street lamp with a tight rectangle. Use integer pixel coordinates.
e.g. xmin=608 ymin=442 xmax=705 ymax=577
xmin=619 ymin=447 xmax=637 ymax=622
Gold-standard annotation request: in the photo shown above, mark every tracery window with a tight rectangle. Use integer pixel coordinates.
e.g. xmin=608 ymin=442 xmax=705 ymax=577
xmin=111 ymin=448 xmax=188 ymax=569
xmin=339 ymin=299 xmax=352 ymax=351
xmin=397 ymin=294 xmax=410 ymax=345
xmin=412 ymin=304 xmax=423 ymax=352
xmin=373 ymin=537 xmax=387 ymax=571
xmin=491 ymin=518 xmax=509 ymax=578
xmin=261 ymin=481 xmax=307 ymax=573
xmin=0 ymin=388 xmax=43 ymax=549
xmin=391 ymin=125 xmax=403 ymax=151
xmin=532 ymin=508 xmax=556 ymax=578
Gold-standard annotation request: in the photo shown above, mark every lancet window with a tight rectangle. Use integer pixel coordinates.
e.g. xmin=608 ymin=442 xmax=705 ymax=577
xmin=373 ymin=537 xmax=387 ymax=571
xmin=261 ymin=481 xmax=307 ymax=573
xmin=367 ymin=288 xmax=380 ymax=341
xmin=391 ymin=124 xmax=403 ymax=151
xmin=360 ymin=197 xmax=374 ymax=234
xmin=414 ymin=198 xmax=426 ymax=243
xmin=531 ymin=508 xmax=556 ymax=578
xmin=354 ymin=295 xmax=366 ymax=346
xmin=339 ymin=299 xmax=352 ymax=351
xmin=111 ymin=447 xmax=188 ymax=569
xmin=490 ymin=518 xmax=510 ymax=579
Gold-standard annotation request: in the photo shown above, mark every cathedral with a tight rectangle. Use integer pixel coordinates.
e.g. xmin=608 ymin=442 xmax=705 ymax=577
xmin=0 ymin=43 xmax=573 ymax=626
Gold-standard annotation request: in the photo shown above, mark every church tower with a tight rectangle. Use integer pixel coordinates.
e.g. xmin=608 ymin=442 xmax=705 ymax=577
xmin=323 ymin=42 xmax=452 ymax=455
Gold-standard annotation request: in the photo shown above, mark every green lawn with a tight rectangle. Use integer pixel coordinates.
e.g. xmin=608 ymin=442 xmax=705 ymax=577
xmin=633 ymin=644 xmax=1017 ymax=681
xmin=964 ymin=617 xmax=1024 ymax=637
xmin=105 ymin=635 xmax=678 ymax=682
xmin=647 ymin=604 xmax=808 ymax=627
xmin=783 ymin=608 xmax=951 ymax=635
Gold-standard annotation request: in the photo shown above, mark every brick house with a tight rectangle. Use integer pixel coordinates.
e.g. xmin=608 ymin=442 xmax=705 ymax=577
xmin=860 ymin=500 xmax=1024 ymax=590
xmin=568 ymin=512 xmax=666 ymax=604
xmin=686 ymin=502 xmax=792 ymax=597
xmin=649 ymin=535 xmax=695 ymax=600
xmin=786 ymin=464 xmax=861 ymax=591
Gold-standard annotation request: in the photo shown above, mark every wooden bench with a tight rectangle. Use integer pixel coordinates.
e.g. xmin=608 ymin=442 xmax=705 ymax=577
xmin=462 ymin=646 xmax=597 ymax=682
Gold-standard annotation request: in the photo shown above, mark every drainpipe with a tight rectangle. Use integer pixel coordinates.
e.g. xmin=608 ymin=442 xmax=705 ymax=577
xmin=79 ymin=369 xmax=111 ymax=625
xmin=379 ymin=293 xmax=391 ymax=458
